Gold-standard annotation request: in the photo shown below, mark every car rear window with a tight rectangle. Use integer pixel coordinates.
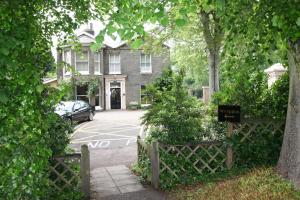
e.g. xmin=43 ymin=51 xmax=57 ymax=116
xmin=55 ymin=102 xmax=74 ymax=112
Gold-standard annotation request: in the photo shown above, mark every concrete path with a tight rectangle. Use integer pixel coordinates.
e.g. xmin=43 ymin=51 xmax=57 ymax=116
xmin=91 ymin=165 xmax=167 ymax=200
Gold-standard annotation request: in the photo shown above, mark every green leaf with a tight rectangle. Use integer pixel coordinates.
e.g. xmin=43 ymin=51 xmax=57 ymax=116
xmin=296 ymin=17 xmax=300 ymax=27
xmin=179 ymin=8 xmax=187 ymax=16
xmin=36 ymin=85 xmax=43 ymax=93
xmin=160 ymin=17 xmax=169 ymax=26
xmin=92 ymin=42 xmax=101 ymax=51
xmin=0 ymin=89 xmax=8 ymax=103
xmin=0 ymin=48 xmax=9 ymax=56
xmin=175 ymin=19 xmax=186 ymax=27
xmin=202 ymin=4 xmax=214 ymax=13
xmin=216 ymin=0 xmax=225 ymax=12
xmin=108 ymin=26 xmax=117 ymax=35
xmin=135 ymin=25 xmax=144 ymax=35
xmin=95 ymin=35 xmax=104 ymax=44
xmin=272 ymin=15 xmax=279 ymax=27
xmin=131 ymin=39 xmax=143 ymax=49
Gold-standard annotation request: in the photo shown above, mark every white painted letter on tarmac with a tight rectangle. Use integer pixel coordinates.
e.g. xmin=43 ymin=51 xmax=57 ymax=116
xmin=88 ymin=141 xmax=99 ymax=149
xmin=126 ymin=138 xmax=137 ymax=146
xmin=99 ymin=140 xmax=110 ymax=148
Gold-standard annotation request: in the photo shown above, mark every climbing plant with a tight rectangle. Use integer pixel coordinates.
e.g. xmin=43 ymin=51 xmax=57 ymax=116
xmin=75 ymin=78 xmax=100 ymax=97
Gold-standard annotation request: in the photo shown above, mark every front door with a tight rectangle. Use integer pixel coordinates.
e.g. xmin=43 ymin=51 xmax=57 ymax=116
xmin=110 ymin=88 xmax=121 ymax=109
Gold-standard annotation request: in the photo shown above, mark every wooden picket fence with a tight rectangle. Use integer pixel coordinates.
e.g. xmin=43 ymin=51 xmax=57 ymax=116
xmin=137 ymin=119 xmax=285 ymax=189
xmin=49 ymin=145 xmax=90 ymax=199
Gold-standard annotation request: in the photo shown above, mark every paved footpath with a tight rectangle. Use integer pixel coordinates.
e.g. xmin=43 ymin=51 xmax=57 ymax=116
xmin=91 ymin=165 xmax=167 ymax=200
xmin=70 ymin=111 xmax=167 ymax=199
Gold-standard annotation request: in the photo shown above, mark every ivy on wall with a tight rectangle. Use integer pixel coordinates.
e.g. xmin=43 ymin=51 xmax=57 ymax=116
xmin=75 ymin=78 xmax=100 ymax=97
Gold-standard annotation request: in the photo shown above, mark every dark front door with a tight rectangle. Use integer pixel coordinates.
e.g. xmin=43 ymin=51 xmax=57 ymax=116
xmin=110 ymin=88 xmax=121 ymax=109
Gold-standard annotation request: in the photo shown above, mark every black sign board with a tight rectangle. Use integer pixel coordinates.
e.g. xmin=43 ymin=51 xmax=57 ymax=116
xmin=218 ymin=105 xmax=241 ymax=122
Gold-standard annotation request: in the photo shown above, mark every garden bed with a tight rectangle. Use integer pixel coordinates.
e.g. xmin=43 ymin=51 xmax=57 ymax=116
xmin=167 ymin=167 xmax=300 ymax=200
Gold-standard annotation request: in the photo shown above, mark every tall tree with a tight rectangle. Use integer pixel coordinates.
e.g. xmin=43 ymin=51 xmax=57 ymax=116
xmin=94 ymin=0 xmax=225 ymax=98
xmin=223 ymin=0 xmax=300 ymax=186
xmin=144 ymin=14 xmax=209 ymax=90
xmin=200 ymin=9 xmax=224 ymax=96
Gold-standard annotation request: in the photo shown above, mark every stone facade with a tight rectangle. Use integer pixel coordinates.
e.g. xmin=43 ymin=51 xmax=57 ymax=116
xmin=57 ymin=30 xmax=170 ymax=110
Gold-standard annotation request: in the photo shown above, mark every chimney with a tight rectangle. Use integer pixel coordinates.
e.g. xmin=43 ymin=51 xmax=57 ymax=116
xmin=84 ymin=23 xmax=94 ymax=35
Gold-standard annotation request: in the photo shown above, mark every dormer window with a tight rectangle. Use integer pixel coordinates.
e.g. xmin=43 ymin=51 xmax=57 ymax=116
xmin=75 ymin=51 xmax=89 ymax=75
xmin=109 ymin=54 xmax=121 ymax=74
xmin=140 ymin=53 xmax=152 ymax=73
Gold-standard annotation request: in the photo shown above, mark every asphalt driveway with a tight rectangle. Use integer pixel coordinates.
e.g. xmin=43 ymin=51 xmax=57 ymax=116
xmin=69 ymin=110 xmax=144 ymax=170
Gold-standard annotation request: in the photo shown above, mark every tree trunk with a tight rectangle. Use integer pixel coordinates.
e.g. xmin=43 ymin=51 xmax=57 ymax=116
xmin=277 ymin=39 xmax=300 ymax=186
xmin=208 ymin=49 xmax=220 ymax=96
xmin=200 ymin=11 xmax=223 ymax=99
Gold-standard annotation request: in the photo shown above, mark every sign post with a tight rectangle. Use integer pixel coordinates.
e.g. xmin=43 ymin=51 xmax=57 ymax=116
xmin=218 ymin=105 xmax=241 ymax=123
xmin=218 ymin=105 xmax=240 ymax=170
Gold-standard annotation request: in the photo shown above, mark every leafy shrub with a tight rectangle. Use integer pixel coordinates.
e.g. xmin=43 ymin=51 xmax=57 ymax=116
xmin=58 ymin=80 xmax=75 ymax=101
xmin=232 ymin=123 xmax=284 ymax=167
xmin=46 ymin=113 xmax=73 ymax=156
xmin=132 ymin=158 xmax=151 ymax=182
xmin=152 ymin=68 xmax=174 ymax=92
xmin=212 ymin=70 xmax=287 ymax=168
xmin=142 ymin=69 xmax=205 ymax=144
xmin=214 ymin=69 xmax=288 ymax=120
xmin=213 ymin=69 xmax=268 ymax=117
xmin=261 ymin=72 xmax=289 ymax=119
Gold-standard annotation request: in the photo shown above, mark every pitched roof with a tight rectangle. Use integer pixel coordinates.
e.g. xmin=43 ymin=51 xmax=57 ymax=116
xmin=42 ymin=78 xmax=57 ymax=84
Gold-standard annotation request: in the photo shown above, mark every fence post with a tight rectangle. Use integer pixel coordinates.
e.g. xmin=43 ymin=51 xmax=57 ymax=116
xmin=80 ymin=145 xmax=90 ymax=200
xmin=137 ymin=136 xmax=141 ymax=162
xmin=151 ymin=141 xmax=160 ymax=189
xmin=226 ymin=123 xmax=233 ymax=170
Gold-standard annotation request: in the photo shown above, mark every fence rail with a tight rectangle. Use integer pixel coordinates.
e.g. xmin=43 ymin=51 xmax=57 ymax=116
xmin=137 ymin=119 xmax=285 ymax=189
xmin=232 ymin=119 xmax=285 ymax=143
xmin=49 ymin=145 xmax=90 ymax=199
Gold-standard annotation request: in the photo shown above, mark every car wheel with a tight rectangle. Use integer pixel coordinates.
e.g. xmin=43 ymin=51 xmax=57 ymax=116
xmin=88 ymin=112 xmax=94 ymax=121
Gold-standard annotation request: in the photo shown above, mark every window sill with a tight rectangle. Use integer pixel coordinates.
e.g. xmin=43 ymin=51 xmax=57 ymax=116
xmin=78 ymin=71 xmax=90 ymax=75
xmin=109 ymin=72 xmax=122 ymax=75
xmin=140 ymin=72 xmax=152 ymax=74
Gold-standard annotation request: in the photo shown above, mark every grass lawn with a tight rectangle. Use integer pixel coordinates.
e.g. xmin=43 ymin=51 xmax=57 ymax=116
xmin=168 ymin=168 xmax=300 ymax=200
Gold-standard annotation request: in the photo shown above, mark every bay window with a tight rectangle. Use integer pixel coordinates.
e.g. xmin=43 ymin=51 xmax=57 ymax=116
xmin=94 ymin=52 xmax=101 ymax=75
xmin=75 ymin=51 xmax=89 ymax=74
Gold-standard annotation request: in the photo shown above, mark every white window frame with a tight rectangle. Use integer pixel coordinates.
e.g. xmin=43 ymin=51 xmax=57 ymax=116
xmin=63 ymin=50 xmax=72 ymax=76
xmin=75 ymin=51 xmax=89 ymax=75
xmin=140 ymin=85 xmax=150 ymax=105
xmin=94 ymin=52 xmax=101 ymax=75
xmin=109 ymin=54 xmax=121 ymax=74
xmin=140 ymin=53 xmax=152 ymax=74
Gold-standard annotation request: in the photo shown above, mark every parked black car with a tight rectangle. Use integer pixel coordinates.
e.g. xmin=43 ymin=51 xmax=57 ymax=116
xmin=55 ymin=100 xmax=94 ymax=123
